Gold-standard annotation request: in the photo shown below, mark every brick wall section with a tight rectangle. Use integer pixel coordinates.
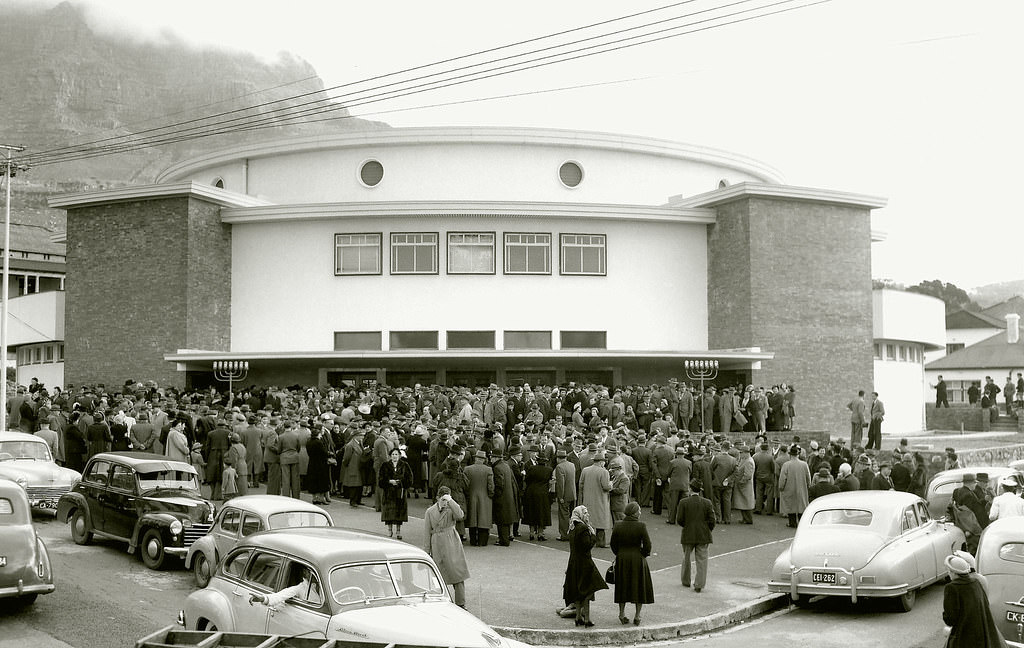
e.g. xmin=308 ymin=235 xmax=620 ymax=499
xmin=708 ymin=196 xmax=875 ymax=435
xmin=64 ymin=196 xmax=230 ymax=389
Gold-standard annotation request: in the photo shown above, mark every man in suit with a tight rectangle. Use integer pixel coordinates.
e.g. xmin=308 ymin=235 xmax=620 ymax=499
xmin=676 ymin=487 xmax=716 ymax=592
xmin=465 ymin=450 xmax=495 ymax=546
xmin=710 ymin=445 xmax=737 ymax=524
xmin=629 ymin=434 xmax=655 ymax=506
xmin=554 ymin=449 xmax=576 ymax=540
xmin=865 ymin=392 xmax=885 ymax=451
xmin=847 ymin=390 xmax=867 ymax=448
xmin=663 ymin=446 xmax=692 ymax=524
xmin=651 ymin=435 xmax=674 ymax=516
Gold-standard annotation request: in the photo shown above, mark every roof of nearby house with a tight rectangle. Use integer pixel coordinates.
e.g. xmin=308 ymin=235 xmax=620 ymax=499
xmin=926 ymin=330 xmax=1024 ymax=370
xmin=981 ymin=295 xmax=1024 ymax=321
xmin=945 ymin=308 xmax=1005 ymax=330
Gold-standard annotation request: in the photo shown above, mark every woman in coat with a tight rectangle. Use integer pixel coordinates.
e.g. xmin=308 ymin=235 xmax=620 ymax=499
xmin=164 ymin=416 xmax=190 ymax=463
xmin=225 ymin=433 xmax=248 ymax=497
xmin=424 ymin=486 xmax=471 ymax=608
xmin=305 ymin=428 xmax=332 ymax=505
xmin=432 ymin=454 xmax=470 ymax=541
xmin=609 ymin=502 xmax=654 ymax=625
xmin=378 ymin=447 xmax=414 ymax=539
xmin=562 ymin=505 xmax=608 ymax=627
xmin=942 ymin=554 xmax=1007 ymax=648
xmin=341 ymin=431 xmax=365 ymax=507
xmin=86 ymin=411 xmax=112 ymax=459
xmin=522 ymin=447 xmax=554 ymax=540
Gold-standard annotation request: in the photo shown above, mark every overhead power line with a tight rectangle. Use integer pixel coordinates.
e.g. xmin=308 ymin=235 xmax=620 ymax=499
xmin=22 ymin=0 xmax=833 ymax=168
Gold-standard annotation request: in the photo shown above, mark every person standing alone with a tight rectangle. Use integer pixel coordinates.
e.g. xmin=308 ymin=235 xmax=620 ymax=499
xmin=676 ymin=484 xmax=715 ymax=593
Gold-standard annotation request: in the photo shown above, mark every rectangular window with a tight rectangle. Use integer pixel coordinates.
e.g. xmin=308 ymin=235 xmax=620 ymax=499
xmin=391 ymin=233 xmax=437 ymax=274
xmin=898 ymin=345 xmax=908 ymax=361
xmin=560 ymin=330 xmax=607 ymax=349
xmin=885 ymin=343 xmax=896 ymax=360
xmin=873 ymin=343 xmax=882 ymax=360
xmin=32 ymin=347 xmax=41 ymax=364
xmin=335 ymin=233 xmax=381 ymax=275
xmin=560 ymin=233 xmax=606 ymax=275
xmin=58 ymin=344 xmax=64 ymax=361
xmin=334 ymin=331 xmax=382 ymax=351
xmin=447 ymin=232 xmax=495 ymax=274
xmin=390 ymin=331 xmax=439 ymax=350
xmin=946 ymin=342 xmax=965 ymax=355
xmin=504 ymin=330 xmax=552 ymax=350
xmin=447 ymin=331 xmax=495 ymax=349
xmin=45 ymin=345 xmax=54 ymax=362
xmin=504 ymin=233 xmax=551 ymax=274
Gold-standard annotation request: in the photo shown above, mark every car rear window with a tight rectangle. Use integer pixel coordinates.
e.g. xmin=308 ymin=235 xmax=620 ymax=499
xmin=268 ymin=511 xmax=332 ymax=529
xmin=999 ymin=542 xmax=1024 ymax=564
xmin=0 ymin=498 xmax=12 ymax=515
xmin=932 ymin=481 xmax=958 ymax=495
xmin=810 ymin=509 xmax=873 ymax=526
xmin=0 ymin=440 xmax=50 ymax=461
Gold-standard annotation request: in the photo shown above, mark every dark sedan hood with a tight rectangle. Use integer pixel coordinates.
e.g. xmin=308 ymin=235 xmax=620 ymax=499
xmin=139 ymin=490 xmax=212 ymax=521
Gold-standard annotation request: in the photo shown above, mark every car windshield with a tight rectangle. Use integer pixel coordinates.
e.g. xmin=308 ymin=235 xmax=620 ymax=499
xmin=137 ymin=469 xmax=199 ymax=492
xmin=0 ymin=440 xmax=51 ymax=462
xmin=268 ymin=511 xmax=332 ymax=529
xmin=810 ymin=509 xmax=873 ymax=526
xmin=329 ymin=561 xmax=444 ymax=605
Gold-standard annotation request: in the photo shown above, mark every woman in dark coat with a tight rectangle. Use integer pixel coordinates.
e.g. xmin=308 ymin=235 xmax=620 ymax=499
xmin=378 ymin=447 xmax=414 ymax=539
xmin=86 ymin=411 xmax=112 ymax=458
xmin=562 ymin=505 xmax=608 ymax=627
xmin=942 ymin=554 xmax=1007 ymax=648
xmin=522 ymin=447 xmax=554 ymax=540
xmin=305 ymin=428 xmax=333 ymax=505
xmin=609 ymin=502 xmax=655 ymax=625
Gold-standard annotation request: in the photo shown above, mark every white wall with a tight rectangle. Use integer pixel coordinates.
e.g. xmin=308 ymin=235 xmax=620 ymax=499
xmin=229 ymin=216 xmax=708 ymax=352
xmin=872 ymin=289 xmax=945 ymax=349
xmin=16 ymin=363 xmax=64 ymax=392
xmin=874 ymin=357 xmax=926 ymax=434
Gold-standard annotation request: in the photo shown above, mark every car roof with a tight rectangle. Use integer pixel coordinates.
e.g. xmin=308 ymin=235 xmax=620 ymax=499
xmin=219 ymin=495 xmax=333 ymax=518
xmin=805 ymin=489 xmax=924 ymax=514
xmin=930 ymin=466 xmax=1016 ymax=482
xmin=239 ymin=527 xmax=430 ymax=567
xmin=0 ymin=431 xmax=48 ymax=443
xmin=981 ymin=516 xmax=1024 ymax=543
xmin=88 ymin=451 xmax=197 ymax=475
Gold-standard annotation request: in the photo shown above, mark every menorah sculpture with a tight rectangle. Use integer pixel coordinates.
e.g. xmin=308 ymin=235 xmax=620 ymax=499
xmin=213 ymin=360 xmax=249 ymax=404
xmin=685 ymin=359 xmax=719 ymax=434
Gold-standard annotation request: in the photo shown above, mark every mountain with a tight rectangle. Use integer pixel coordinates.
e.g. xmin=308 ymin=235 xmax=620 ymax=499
xmin=0 ymin=1 xmax=388 ymax=239
xmin=970 ymin=281 xmax=1024 ymax=309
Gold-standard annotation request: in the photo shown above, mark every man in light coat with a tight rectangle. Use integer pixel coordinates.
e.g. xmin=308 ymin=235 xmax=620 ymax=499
xmin=778 ymin=445 xmax=811 ymax=528
xmin=554 ymin=449 xmax=577 ymax=540
xmin=578 ymin=451 xmax=612 ymax=547
xmin=731 ymin=445 xmax=756 ymax=524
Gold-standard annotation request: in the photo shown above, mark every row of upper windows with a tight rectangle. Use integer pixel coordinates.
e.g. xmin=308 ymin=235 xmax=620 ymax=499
xmin=335 ymin=232 xmax=606 ymax=276
xmin=335 ymin=330 xmax=607 ymax=351
xmin=873 ymin=343 xmax=922 ymax=363
xmin=18 ymin=343 xmax=65 ymax=365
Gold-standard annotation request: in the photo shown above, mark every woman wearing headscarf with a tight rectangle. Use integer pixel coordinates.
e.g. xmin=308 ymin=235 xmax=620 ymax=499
xmin=424 ymin=486 xmax=470 ymax=608
xmin=609 ymin=501 xmax=654 ymax=625
xmin=941 ymin=553 xmax=1006 ymax=647
xmin=378 ymin=446 xmax=414 ymax=539
xmin=562 ymin=505 xmax=608 ymax=627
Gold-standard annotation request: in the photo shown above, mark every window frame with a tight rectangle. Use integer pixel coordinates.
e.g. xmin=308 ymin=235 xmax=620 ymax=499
xmin=559 ymin=233 xmax=606 ymax=276
xmin=389 ymin=330 xmax=439 ymax=350
xmin=503 ymin=330 xmax=553 ymax=350
xmin=334 ymin=233 xmax=382 ymax=276
xmin=334 ymin=331 xmax=383 ymax=352
xmin=503 ymin=232 xmax=552 ymax=275
xmin=447 ymin=231 xmax=496 ymax=275
xmin=446 ymin=330 xmax=496 ymax=350
xmin=390 ymin=232 xmax=439 ymax=275
xmin=560 ymin=330 xmax=608 ymax=350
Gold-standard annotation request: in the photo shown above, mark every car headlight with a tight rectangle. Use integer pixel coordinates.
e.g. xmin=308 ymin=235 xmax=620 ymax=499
xmin=170 ymin=520 xmax=183 ymax=535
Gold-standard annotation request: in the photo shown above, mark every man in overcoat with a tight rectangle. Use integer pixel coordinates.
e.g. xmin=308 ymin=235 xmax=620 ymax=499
xmin=578 ymin=451 xmax=613 ymax=547
xmin=663 ymin=446 xmax=692 ymax=525
xmin=554 ymin=449 xmax=577 ymax=540
xmin=730 ymin=445 xmax=755 ymax=524
xmin=465 ymin=450 xmax=495 ymax=546
xmin=676 ymin=487 xmax=715 ymax=592
xmin=778 ymin=445 xmax=810 ymax=528
xmin=490 ymin=452 xmax=519 ymax=546
xmin=710 ymin=445 xmax=737 ymax=524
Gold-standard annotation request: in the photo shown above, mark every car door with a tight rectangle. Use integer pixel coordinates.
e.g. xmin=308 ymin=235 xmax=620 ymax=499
xmin=916 ymin=500 xmax=952 ymax=578
xmin=232 ymin=550 xmax=284 ymax=632
xmin=898 ymin=505 xmax=933 ymax=586
xmin=213 ymin=507 xmax=243 ymax=559
xmin=102 ymin=463 xmax=139 ymax=539
xmin=79 ymin=459 xmax=111 ymax=533
xmin=265 ymin=559 xmax=330 ymax=639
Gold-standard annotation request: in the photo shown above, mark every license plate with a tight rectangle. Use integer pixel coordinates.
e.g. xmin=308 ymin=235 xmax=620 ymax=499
xmin=0 ymin=556 xmax=6 ymax=567
xmin=1009 ymin=610 xmax=1024 ymax=623
xmin=812 ymin=572 xmax=836 ymax=584
xmin=33 ymin=499 xmax=58 ymax=510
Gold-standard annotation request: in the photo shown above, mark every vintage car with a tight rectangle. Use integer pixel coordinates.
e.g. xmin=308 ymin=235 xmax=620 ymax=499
xmin=56 ymin=452 xmax=214 ymax=570
xmin=977 ymin=516 xmax=1024 ymax=648
xmin=767 ymin=491 xmax=966 ymax=611
xmin=0 ymin=431 xmax=82 ymax=512
xmin=185 ymin=494 xmax=334 ymax=587
xmin=0 ymin=478 xmax=55 ymax=606
xmin=926 ymin=466 xmax=1020 ymax=519
xmin=181 ymin=527 xmax=530 ymax=648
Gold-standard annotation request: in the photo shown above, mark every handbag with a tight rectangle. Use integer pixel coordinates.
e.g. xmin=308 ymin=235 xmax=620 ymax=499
xmin=604 ymin=561 xmax=616 ymax=584
xmin=734 ymin=411 xmax=748 ymax=426
xmin=952 ymin=504 xmax=983 ymax=536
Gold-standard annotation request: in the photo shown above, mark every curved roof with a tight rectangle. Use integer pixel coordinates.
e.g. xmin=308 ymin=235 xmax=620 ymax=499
xmin=242 ymin=527 xmax=430 ymax=567
xmin=219 ymin=494 xmax=333 ymax=518
xmin=156 ymin=126 xmax=785 ymax=185
xmin=91 ymin=451 xmax=197 ymax=475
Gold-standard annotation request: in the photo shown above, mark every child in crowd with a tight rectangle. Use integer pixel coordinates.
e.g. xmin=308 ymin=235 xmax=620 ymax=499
xmin=222 ymin=457 xmax=238 ymax=501
xmin=190 ymin=442 xmax=206 ymax=484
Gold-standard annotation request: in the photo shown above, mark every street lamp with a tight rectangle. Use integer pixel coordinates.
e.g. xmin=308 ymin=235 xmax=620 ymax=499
xmin=0 ymin=144 xmax=26 ymax=420
xmin=685 ymin=359 xmax=719 ymax=433
xmin=213 ymin=360 xmax=249 ymax=406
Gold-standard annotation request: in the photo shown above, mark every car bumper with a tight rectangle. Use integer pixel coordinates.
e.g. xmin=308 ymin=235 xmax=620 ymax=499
xmin=768 ymin=566 xmax=912 ymax=602
xmin=0 ymin=580 xmax=55 ymax=598
xmin=165 ymin=547 xmax=188 ymax=557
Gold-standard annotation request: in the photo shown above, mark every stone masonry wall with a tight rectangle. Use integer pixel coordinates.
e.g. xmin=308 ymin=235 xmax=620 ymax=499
xmin=708 ymin=196 xmax=875 ymax=435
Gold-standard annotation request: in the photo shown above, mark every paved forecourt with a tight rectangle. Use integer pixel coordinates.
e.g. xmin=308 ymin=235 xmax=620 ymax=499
xmin=281 ymin=487 xmax=794 ymax=646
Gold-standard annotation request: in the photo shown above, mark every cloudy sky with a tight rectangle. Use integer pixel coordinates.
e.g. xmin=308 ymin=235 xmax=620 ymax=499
xmin=22 ymin=0 xmax=1024 ymax=290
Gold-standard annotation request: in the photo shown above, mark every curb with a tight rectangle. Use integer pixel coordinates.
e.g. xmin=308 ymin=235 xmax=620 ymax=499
xmin=492 ymin=593 xmax=789 ymax=646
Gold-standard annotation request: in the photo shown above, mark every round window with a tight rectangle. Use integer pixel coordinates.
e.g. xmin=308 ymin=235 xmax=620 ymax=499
xmin=360 ymin=160 xmax=384 ymax=187
xmin=559 ymin=161 xmax=583 ymax=188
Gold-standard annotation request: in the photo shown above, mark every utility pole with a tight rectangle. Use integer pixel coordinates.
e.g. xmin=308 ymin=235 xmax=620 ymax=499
xmin=0 ymin=144 xmax=26 ymax=427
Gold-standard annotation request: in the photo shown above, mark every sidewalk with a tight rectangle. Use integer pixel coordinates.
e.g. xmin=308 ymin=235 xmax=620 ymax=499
xmin=275 ymin=487 xmax=794 ymax=646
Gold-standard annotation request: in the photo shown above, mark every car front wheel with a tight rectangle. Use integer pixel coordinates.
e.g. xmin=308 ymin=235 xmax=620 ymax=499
xmin=70 ymin=509 xmax=93 ymax=545
xmin=193 ymin=552 xmax=212 ymax=588
xmin=140 ymin=529 xmax=167 ymax=570
xmin=896 ymin=589 xmax=916 ymax=612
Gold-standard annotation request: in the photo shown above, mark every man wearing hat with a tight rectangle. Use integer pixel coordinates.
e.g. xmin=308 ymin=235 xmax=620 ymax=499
xmin=651 ymin=435 xmax=674 ymax=516
xmin=942 ymin=553 xmax=1007 ymax=647
xmin=578 ymin=450 xmax=613 ymax=547
xmin=808 ymin=466 xmax=839 ymax=501
xmin=663 ymin=446 xmax=693 ymax=524
xmin=950 ymin=473 xmax=990 ymax=552
xmin=870 ymin=461 xmax=894 ymax=490
xmin=989 ymin=475 xmax=1024 ymax=520
xmin=731 ymin=445 xmax=756 ymax=524
xmin=629 ymin=434 xmax=654 ymax=506
xmin=553 ymin=449 xmax=577 ymax=540
xmin=490 ymin=450 xmax=519 ymax=546
xmin=676 ymin=480 xmax=716 ymax=593
xmin=710 ymin=443 xmax=738 ymax=524
xmin=854 ymin=454 xmax=875 ymax=492
xmin=778 ymin=444 xmax=811 ymax=528
xmin=464 ymin=450 xmax=495 ymax=546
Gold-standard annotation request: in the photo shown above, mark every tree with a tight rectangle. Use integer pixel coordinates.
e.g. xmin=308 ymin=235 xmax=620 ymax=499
xmin=906 ymin=280 xmax=980 ymax=313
